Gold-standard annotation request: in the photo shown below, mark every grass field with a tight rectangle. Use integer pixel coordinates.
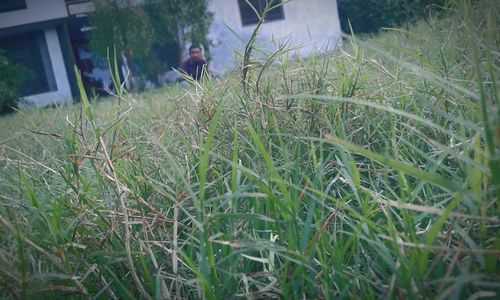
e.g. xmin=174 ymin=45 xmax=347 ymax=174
xmin=0 ymin=1 xmax=499 ymax=298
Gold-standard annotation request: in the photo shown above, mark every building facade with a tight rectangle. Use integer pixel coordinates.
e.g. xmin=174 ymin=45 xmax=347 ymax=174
xmin=0 ymin=0 xmax=341 ymax=107
xmin=208 ymin=0 xmax=342 ymax=74
xmin=0 ymin=0 xmax=81 ymax=107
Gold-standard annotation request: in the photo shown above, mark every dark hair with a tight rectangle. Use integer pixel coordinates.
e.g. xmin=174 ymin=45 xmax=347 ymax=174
xmin=189 ymin=45 xmax=201 ymax=52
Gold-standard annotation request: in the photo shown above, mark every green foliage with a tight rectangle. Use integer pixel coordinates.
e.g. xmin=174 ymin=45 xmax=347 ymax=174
xmin=338 ymin=0 xmax=446 ymax=33
xmin=89 ymin=0 xmax=213 ymax=79
xmin=0 ymin=0 xmax=499 ymax=298
xmin=0 ymin=50 xmax=27 ymax=114
xmin=90 ymin=1 xmax=155 ymax=64
xmin=144 ymin=0 xmax=213 ymax=49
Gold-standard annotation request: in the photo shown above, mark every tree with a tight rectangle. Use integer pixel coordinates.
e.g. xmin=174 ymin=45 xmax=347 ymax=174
xmin=145 ymin=0 xmax=213 ymax=55
xmin=337 ymin=0 xmax=445 ymax=34
xmin=88 ymin=0 xmax=213 ymax=86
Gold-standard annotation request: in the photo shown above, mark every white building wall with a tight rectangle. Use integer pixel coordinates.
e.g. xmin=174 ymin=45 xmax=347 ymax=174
xmin=207 ymin=0 xmax=342 ymax=74
xmin=0 ymin=0 xmax=68 ymax=29
xmin=23 ymin=28 xmax=72 ymax=107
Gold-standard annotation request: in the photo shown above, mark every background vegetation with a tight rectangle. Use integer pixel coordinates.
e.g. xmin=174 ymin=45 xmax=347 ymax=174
xmin=0 ymin=0 xmax=498 ymax=298
xmin=89 ymin=0 xmax=213 ymax=83
xmin=0 ymin=50 xmax=29 ymax=114
xmin=337 ymin=0 xmax=446 ymax=33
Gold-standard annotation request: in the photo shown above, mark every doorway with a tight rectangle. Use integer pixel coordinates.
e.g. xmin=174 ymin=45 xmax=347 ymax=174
xmin=66 ymin=15 xmax=113 ymax=95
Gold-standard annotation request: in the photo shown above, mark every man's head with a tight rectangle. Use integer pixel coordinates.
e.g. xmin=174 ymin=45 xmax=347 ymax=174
xmin=189 ymin=45 xmax=203 ymax=61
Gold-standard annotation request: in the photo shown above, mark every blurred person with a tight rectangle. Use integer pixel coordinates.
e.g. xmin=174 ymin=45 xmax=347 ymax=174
xmin=181 ymin=44 xmax=208 ymax=81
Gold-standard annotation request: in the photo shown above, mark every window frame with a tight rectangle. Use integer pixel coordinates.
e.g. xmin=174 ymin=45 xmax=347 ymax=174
xmin=0 ymin=30 xmax=58 ymax=96
xmin=238 ymin=0 xmax=285 ymax=26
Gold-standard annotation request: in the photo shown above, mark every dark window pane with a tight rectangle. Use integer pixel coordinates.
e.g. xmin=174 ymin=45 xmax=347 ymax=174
xmin=238 ymin=0 xmax=284 ymax=26
xmin=265 ymin=0 xmax=284 ymax=21
xmin=0 ymin=0 xmax=27 ymax=13
xmin=0 ymin=31 xmax=57 ymax=96
xmin=238 ymin=0 xmax=260 ymax=25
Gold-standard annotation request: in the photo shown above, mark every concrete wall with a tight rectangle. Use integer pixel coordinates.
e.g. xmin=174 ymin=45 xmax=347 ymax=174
xmin=23 ymin=28 xmax=72 ymax=107
xmin=0 ymin=0 xmax=68 ymax=29
xmin=207 ymin=0 xmax=342 ymax=74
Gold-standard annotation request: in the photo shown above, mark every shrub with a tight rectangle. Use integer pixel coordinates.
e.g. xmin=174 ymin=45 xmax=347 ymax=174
xmin=338 ymin=0 xmax=445 ymax=33
xmin=0 ymin=50 xmax=26 ymax=114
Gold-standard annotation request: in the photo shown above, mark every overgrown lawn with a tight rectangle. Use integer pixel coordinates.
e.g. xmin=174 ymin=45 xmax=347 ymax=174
xmin=0 ymin=1 xmax=498 ymax=298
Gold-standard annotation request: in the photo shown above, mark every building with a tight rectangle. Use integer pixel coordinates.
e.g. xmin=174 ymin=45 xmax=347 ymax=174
xmin=0 ymin=0 xmax=79 ymax=107
xmin=0 ymin=0 xmax=341 ymax=107
xmin=208 ymin=0 xmax=342 ymax=74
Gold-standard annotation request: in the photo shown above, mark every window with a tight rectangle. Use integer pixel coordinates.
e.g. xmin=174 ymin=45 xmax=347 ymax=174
xmin=0 ymin=31 xmax=57 ymax=96
xmin=0 ymin=0 xmax=27 ymax=13
xmin=238 ymin=0 xmax=284 ymax=26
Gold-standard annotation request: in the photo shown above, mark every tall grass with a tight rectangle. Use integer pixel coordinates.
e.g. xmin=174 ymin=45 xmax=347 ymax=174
xmin=0 ymin=0 xmax=498 ymax=298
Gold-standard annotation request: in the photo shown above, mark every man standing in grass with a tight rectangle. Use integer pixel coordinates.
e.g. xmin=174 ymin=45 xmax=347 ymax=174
xmin=181 ymin=45 xmax=208 ymax=81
